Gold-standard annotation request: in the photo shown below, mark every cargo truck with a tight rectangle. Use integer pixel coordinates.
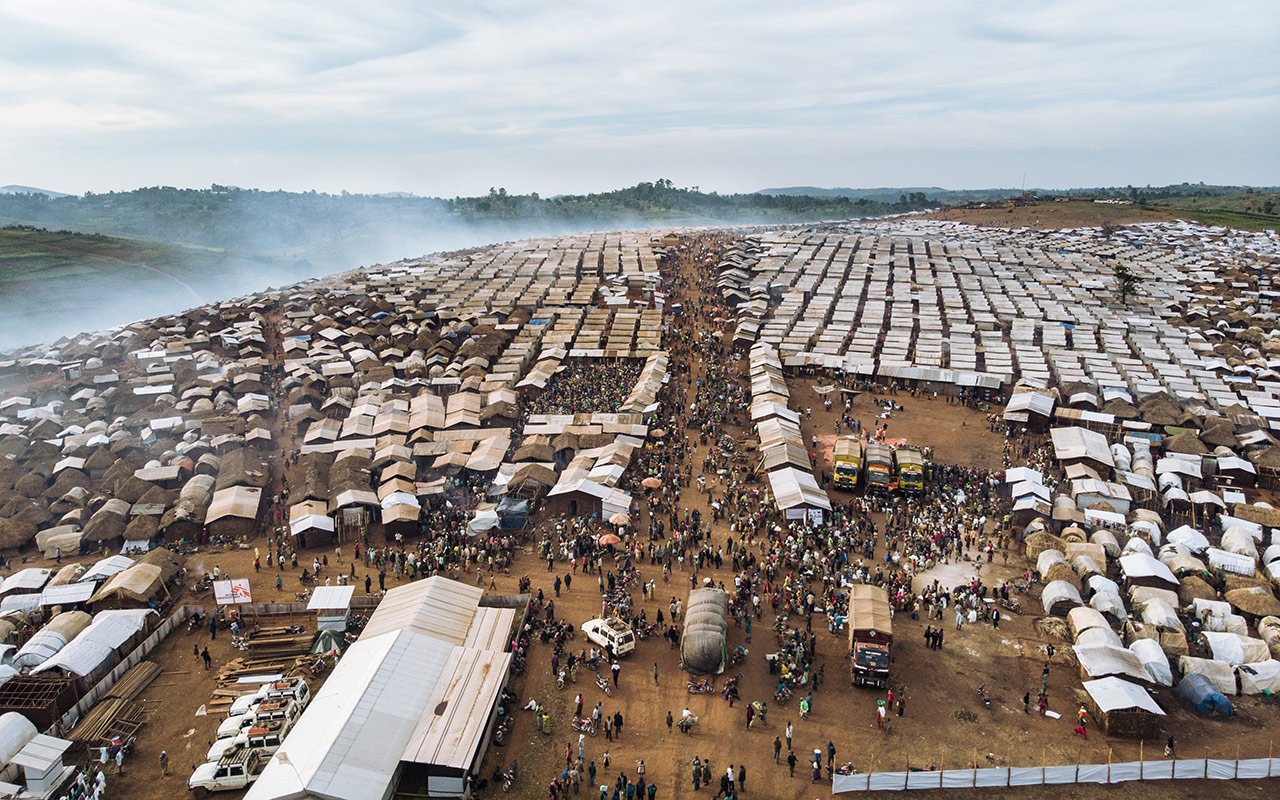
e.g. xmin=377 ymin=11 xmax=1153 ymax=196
xmin=894 ymin=446 xmax=925 ymax=494
xmin=831 ymin=437 xmax=863 ymax=490
xmin=848 ymin=584 xmax=893 ymax=688
xmin=864 ymin=443 xmax=895 ymax=493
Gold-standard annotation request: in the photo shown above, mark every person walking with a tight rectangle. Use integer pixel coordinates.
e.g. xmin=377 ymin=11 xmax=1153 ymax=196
xmin=826 ymin=741 xmax=836 ymax=770
xmin=787 ymin=750 xmax=797 ymax=777
xmin=1041 ymin=664 xmax=1050 ymax=693
xmin=692 ymin=757 xmax=701 ymax=790
xmin=785 ymin=721 xmax=793 ymax=751
xmin=773 ymin=736 xmax=782 ymax=763
xmin=1023 ymin=692 xmax=1031 ymax=714
xmin=201 ymin=647 xmax=212 ymax=670
xmin=666 ymin=710 xmax=673 ymax=733
xmin=736 ymin=765 xmax=745 ymax=790
xmin=653 ymin=662 xmax=660 ymax=686
xmin=612 ymin=661 xmax=621 ymax=687
xmin=613 ymin=711 xmax=624 ymax=740
xmin=159 ymin=750 xmax=169 ymax=776
xmin=745 ymin=704 xmax=755 ymax=729
xmin=575 ymin=694 xmax=584 ymax=718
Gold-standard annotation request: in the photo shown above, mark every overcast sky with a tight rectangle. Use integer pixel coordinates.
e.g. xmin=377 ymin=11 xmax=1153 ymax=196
xmin=2 ymin=1 xmax=1277 ymax=196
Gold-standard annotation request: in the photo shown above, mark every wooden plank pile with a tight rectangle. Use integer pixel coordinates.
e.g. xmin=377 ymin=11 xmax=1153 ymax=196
xmin=67 ymin=661 xmax=162 ymax=745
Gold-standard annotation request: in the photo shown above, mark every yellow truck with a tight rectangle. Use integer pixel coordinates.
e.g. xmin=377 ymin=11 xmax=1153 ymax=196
xmin=832 ymin=437 xmax=863 ymax=490
xmin=895 ymin=446 xmax=925 ymax=494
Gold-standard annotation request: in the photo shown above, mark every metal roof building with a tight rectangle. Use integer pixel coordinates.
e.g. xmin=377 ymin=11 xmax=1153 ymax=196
xmin=246 ymin=576 xmax=515 ymax=800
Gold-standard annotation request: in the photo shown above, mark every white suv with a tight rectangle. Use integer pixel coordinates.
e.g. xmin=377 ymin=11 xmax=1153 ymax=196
xmin=581 ymin=618 xmax=636 ymax=657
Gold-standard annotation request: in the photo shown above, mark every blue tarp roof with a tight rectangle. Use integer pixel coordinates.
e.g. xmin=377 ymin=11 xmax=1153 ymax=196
xmin=1175 ymin=673 xmax=1233 ymax=716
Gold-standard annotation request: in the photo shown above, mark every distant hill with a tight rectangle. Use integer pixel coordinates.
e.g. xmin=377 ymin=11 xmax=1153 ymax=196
xmin=761 ymin=186 xmax=1021 ymax=203
xmin=0 ymin=184 xmax=69 ymax=198
xmin=0 ymin=180 xmax=933 ymax=267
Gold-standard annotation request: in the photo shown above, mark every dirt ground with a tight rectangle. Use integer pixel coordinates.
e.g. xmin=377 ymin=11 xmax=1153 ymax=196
xmin=918 ymin=201 xmax=1175 ymax=230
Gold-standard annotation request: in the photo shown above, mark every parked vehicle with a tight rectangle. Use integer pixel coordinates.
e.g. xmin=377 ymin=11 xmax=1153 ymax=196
xmin=848 ymin=584 xmax=893 ymax=688
xmin=864 ymin=443 xmax=896 ymax=493
xmin=216 ymin=700 xmax=302 ymax=740
xmin=581 ymin=618 xmax=636 ymax=657
xmin=894 ymin=446 xmax=926 ymax=494
xmin=832 ymin=437 xmax=863 ymax=490
xmin=227 ymin=678 xmax=311 ymax=717
xmin=188 ymin=749 xmax=266 ymax=798
xmin=205 ymin=723 xmax=290 ymax=762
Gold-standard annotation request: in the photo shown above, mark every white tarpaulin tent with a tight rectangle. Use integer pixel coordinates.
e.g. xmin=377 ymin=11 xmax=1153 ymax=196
xmin=1236 ymin=660 xmax=1280 ymax=694
xmin=1074 ymin=645 xmax=1153 ymax=683
xmin=1082 ymin=676 xmax=1165 ymax=716
xmin=1128 ymin=638 xmax=1173 ymax=686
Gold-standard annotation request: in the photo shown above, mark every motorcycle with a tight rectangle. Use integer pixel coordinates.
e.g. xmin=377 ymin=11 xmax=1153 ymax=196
xmin=687 ymin=677 xmax=715 ymax=695
xmin=676 ymin=714 xmax=700 ymax=734
xmin=729 ymin=646 xmax=748 ymax=667
xmin=978 ymin=684 xmax=991 ymax=708
xmin=595 ymin=672 xmax=613 ymax=696
xmin=570 ymin=717 xmax=598 ymax=737
xmin=999 ymin=597 xmax=1022 ymax=614
xmin=501 ymin=760 xmax=518 ymax=793
xmin=494 ymin=717 xmax=512 ymax=746
xmin=774 ymin=684 xmax=793 ymax=704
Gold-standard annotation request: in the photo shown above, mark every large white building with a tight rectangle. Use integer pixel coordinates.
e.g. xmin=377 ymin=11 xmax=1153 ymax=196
xmin=246 ymin=577 xmax=515 ymax=800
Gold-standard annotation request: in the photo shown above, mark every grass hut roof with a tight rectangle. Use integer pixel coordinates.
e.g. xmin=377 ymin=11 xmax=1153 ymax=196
xmin=122 ymin=515 xmax=159 ymax=541
xmin=1225 ymin=586 xmax=1280 ymax=618
xmin=136 ymin=546 xmax=185 ymax=584
xmin=0 ymin=517 xmax=37 ymax=549
xmin=1247 ymin=447 xmax=1280 ymax=469
xmin=1178 ymin=575 xmax=1218 ymax=605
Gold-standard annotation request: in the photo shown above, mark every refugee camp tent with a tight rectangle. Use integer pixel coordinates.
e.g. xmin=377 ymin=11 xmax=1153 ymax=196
xmin=1235 ymin=660 xmax=1280 ymax=694
xmin=1081 ymin=676 xmax=1165 ymax=737
xmin=1128 ymin=638 xmax=1173 ymax=686
xmin=1203 ymin=632 xmax=1271 ymax=665
xmin=11 ymin=612 xmax=92 ymax=671
xmin=681 ymin=588 xmax=729 ymax=676
xmin=87 ymin=563 xmax=166 ymax=610
xmin=1041 ymin=580 xmax=1083 ymax=616
xmin=1073 ymin=645 xmax=1152 ymax=683
xmin=1177 ymin=656 xmax=1236 ymax=696
xmin=1119 ymin=553 xmax=1178 ymax=590
xmin=1175 ymin=672 xmax=1233 ymax=716
xmin=0 ymin=711 xmax=37 ymax=782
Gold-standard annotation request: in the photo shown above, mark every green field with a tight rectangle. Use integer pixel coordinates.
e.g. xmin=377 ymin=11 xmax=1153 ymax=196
xmin=1153 ymin=192 xmax=1280 ymax=232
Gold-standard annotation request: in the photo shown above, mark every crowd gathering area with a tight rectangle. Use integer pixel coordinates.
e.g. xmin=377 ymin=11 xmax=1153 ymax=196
xmin=0 ymin=219 xmax=1278 ymax=800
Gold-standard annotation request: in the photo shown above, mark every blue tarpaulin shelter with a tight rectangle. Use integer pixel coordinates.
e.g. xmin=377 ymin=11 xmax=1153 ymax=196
xmin=1175 ymin=673 xmax=1234 ymax=716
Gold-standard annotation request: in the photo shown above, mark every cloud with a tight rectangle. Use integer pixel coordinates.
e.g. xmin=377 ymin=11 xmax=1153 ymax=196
xmin=0 ymin=0 xmax=1276 ymax=194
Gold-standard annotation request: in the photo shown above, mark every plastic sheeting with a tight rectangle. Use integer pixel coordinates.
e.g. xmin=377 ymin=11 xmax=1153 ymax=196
xmin=1128 ymin=638 xmax=1172 ymax=686
xmin=831 ymin=761 xmax=1280 ymax=793
xmin=680 ymin=588 xmax=728 ymax=675
xmin=1236 ymin=660 xmax=1280 ymax=694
